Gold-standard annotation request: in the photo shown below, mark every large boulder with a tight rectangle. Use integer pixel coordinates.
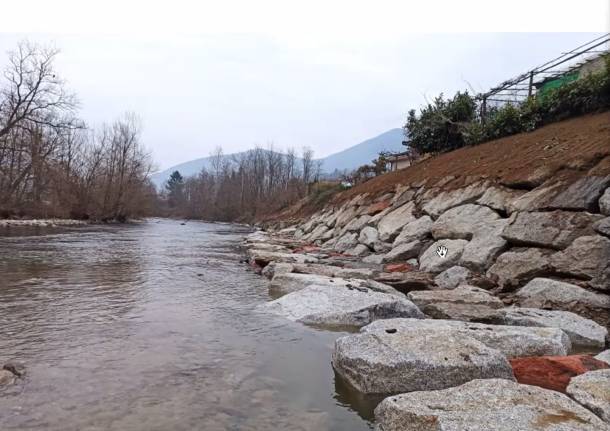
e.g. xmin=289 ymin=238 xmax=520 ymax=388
xmin=377 ymin=202 xmax=416 ymax=242
xmin=363 ymin=318 xmax=571 ymax=358
xmin=341 ymin=215 xmax=371 ymax=233
xmin=374 ymin=378 xmax=607 ymax=431
xmin=548 ymin=175 xmax=610 ymax=211
xmin=332 ymin=329 xmax=514 ymax=395
xmin=431 ymin=204 xmax=500 ymax=240
xmin=567 ymin=369 xmax=610 ymax=423
xmin=382 ymin=241 xmax=424 ymax=263
xmin=507 ymin=181 xmax=567 ymax=213
xmin=333 ymin=232 xmax=359 ymax=252
xmin=501 ymin=210 xmax=600 ymax=250
xmin=550 ymin=235 xmax=610 ymax=292
xmin=510 ymin=355 xmax=609 ymax=393
xmin=476 ymin=185 xmax=525 ymax=214
xmin=490 ymin=307 xmax=607 ymax=350
xmin=486 ymin=248 xmax=553 ymax=291
xmin=261 ymin=284 xmax=423 ymax=328
xmin=392 ymin=216 xmax=433 ymax=246
xmin=334 ymin=205 xmax=358 ymax=228
xmin=304 ymin=224 xmax=329 ymax=242
xmin=601 ymin=188 xmax=610 ymax=215
xmin=418 ymin=239 xmax=468 ymax=273
xmin=514 ymin=278 xmax=610 ymax=326
xmin=345 ymin=244 xmax=371 ymax=257
xmin=358 ymin=226 xmax=379 ymax=248
xmin=434 ymin=266 xmax=472 ymax=290
xmin=459 ymin=219 xmax=508 ymax=271
xmin=421 ymin=182 xmax=489 ymax=218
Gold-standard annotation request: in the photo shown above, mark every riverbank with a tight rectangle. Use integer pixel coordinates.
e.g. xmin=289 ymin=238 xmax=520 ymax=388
xmin=245 ymin=115 xmax=610 ymax=428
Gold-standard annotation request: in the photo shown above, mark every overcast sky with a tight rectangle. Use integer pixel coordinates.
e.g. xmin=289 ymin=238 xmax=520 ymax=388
xmin=1 ymin=1 xmax=608 ymax=170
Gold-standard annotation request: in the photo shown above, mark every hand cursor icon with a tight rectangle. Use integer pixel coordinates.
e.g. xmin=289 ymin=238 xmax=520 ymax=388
xmin=436 ymin=245 xmax=448 ymax=258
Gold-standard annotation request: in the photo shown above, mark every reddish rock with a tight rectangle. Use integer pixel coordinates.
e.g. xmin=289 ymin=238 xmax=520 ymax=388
xmin=510 ymin=355 xmax=609 ymax=393
xmin=365 ymin=200 xmax=391 ymax=215
xmin=292 ymin=245 xmax=320 ymax=254
xmin=384 ymin=263 xmax=416 ymax=273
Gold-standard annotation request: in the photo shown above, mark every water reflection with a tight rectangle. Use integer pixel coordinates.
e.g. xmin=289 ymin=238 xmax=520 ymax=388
xmin=0 ymin=219 xmax=374 ymax=430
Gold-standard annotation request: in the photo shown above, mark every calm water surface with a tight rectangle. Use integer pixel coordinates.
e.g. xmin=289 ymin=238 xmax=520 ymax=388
xmin=0 ymin=219 xmax=375 ymax=431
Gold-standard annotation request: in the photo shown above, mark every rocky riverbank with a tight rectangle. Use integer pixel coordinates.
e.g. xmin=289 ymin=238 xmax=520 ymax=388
xmin=245 ymin=171 xmax=610 ymax=429
xmin=0 ymin=219 xmax=89 ymax=227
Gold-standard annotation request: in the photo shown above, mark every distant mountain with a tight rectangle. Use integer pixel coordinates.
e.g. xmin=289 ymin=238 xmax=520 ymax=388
xmin=319 ymin=128 xmax=405 ymax=174
xmin=150 ymin=128 xmax=406 ymax=188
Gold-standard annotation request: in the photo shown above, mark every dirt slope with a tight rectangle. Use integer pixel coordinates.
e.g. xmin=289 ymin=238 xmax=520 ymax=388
xmin=340 ymin=111 xmax=610 ymax=201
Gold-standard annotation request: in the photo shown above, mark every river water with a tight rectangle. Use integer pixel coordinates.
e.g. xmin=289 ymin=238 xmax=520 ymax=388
xmin=0 ymin=219 xmax=375 ymax=431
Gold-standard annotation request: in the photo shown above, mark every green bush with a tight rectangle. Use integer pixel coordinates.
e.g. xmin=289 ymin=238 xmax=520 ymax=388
xmin=405 ymin=54 xmax=609 ymax=154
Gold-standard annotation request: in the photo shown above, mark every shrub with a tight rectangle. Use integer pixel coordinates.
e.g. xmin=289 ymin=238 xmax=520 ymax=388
xmin=404 ymin=54 xmax=609 ymax=153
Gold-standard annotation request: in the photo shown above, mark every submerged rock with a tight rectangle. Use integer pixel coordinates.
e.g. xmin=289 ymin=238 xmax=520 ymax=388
xmin=362 ymin=318 xmax=571 ymax=358
xmin=567 ymin=369 xmax=610 ymax=423
xmin=510 ymin=355 xmax=609 ymax=393
xmin=332 ymin=327 xmax=514 ymax=395
xmin=374 ymin=378 xmax=607 ymax=431
xmin=260 ymin=284 xmax=423 ymax=328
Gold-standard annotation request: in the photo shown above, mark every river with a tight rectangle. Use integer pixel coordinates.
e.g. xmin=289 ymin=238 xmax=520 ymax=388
xmin=0 ymin=219 xmax=375 ymax=431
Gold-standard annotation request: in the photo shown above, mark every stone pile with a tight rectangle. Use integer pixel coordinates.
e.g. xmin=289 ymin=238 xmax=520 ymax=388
xmin=245 ymin=171 xmax=610 ymax=428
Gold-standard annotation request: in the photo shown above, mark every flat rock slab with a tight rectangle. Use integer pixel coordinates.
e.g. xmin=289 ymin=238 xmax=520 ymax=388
xmin=373 ymin=271 xmax=435 ymax=293
xmin=247 ymin=249 xmax=319 ymax=266
xmin=421 ymin=302 xmax=505 ymax=322
xmin=567 ymin=369 xmax=610 ymax=423
xmin=514 ymin=278 xmax=610 ymax=326
xmin=269 ymin=272 xmax=399 ymax=297
xmin=362 ymin=318 xmax=571 ymax=358
xmin=510 ymin=355 xmax=609 ymax=393
xmin=374 ymin=378 xmax=608 ymax=431
xmin=502 ymin=210 xmax=600 ymax=250
xmin=333 ymin=328 xmax=514 ymax=395
xmin=261 ymin=284 xmax=424 ymax=328
xmin=491 ymin=307 xmax=608 ymax=350
xmin=408 ymin=284 xmax=504 ymax=309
